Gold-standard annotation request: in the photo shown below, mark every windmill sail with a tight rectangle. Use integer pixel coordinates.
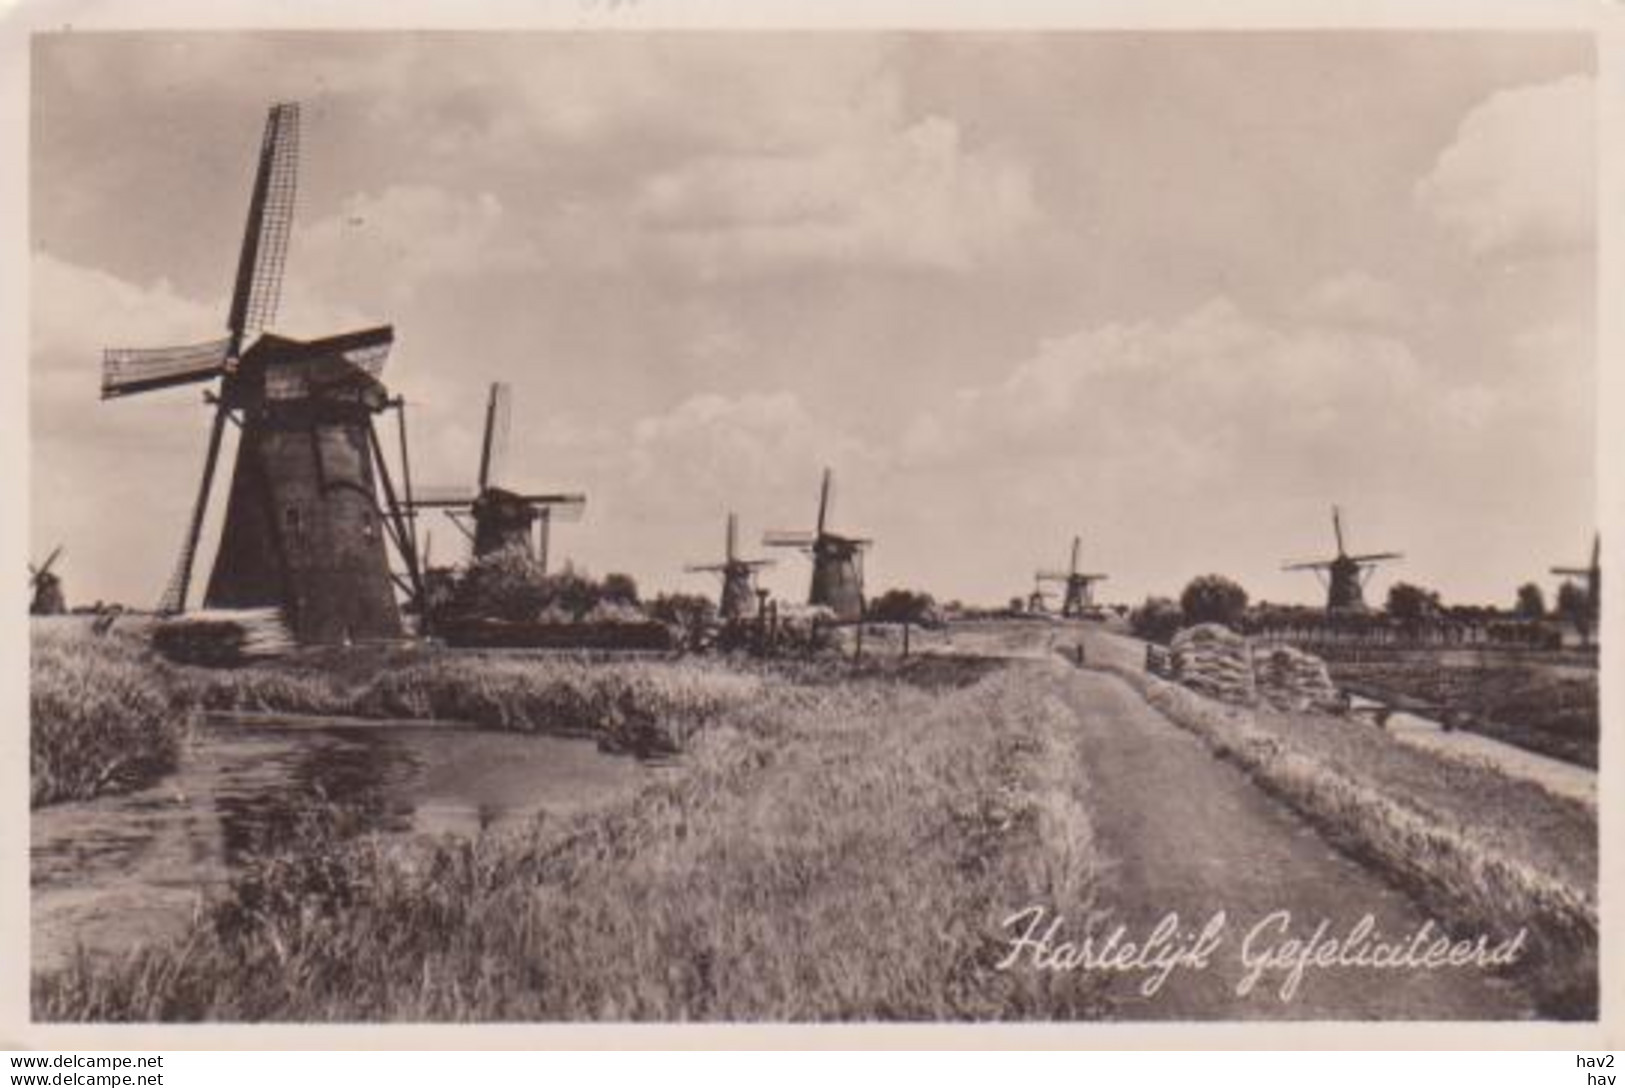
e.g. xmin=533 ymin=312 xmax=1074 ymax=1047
xmin=102 ymin=338 xmax=234 ymax=399
xmin=228 ymin=102 xmax=300 ymax=347
xmin=477 ymin=382 xmax=513 ymax=491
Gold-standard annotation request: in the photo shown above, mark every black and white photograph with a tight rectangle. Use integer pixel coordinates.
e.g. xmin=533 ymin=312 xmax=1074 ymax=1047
xmin=9 ymin=10 xmax=1615 ymax=1041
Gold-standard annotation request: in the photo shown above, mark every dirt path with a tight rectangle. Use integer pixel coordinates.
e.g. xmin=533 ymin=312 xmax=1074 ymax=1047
xmin=1045 ymin=666 xmax=1533 ymax=1020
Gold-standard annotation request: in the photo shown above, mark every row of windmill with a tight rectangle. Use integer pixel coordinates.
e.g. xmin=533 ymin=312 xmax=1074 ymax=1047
xmin=53 ymin=102 xmax=1600 ymax=643
xmin=82 ymin=101 xmax=886 ymax=642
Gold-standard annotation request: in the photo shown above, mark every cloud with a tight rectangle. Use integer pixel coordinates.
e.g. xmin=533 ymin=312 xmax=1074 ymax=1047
xmin=32 ymin=249 xmax=220 ymax=370
xmin=634 ymin=115 xmax=1037 ymax=275
xmin=897 ymin=298 xmax=1440 ymax=516
xmin=1415 ymin=74 xmax=1594 ymax=257
xmin=292 ymin=185 xmax=542 ymax=319
xmin=623 ymin=391 xmax=874 ymax=516
xmin=30 ymin=254 xmax=231 ymax=603
xmin=1301 ymin=270 xmax=1410 ymax=328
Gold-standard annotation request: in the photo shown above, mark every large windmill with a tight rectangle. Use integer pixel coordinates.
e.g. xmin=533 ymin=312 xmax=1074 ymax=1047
xmin=102 ymin=103 xmax=423 ymax=644
xmin=763 ymin=468 xmax=871 ymax=622
xmin=407 ymin=382 xmax=586 ymax=570
xmin=1035 ymin=536 xmax=1108 ymax=618
xmin=28 ymin=546 xmax=66 ymax=616
xmin=686 ymin=513 xmax=774 ymax=622
xmin=1282 ymin=506 xmax=1401 ymax=613
xmin=1551 ymin=532 xmax=1601 ymax=623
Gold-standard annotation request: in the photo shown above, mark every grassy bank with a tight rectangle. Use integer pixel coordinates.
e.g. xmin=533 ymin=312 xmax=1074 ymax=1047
xmin=1327 ymin=658 xmax=1598 ymax=768
xmin=36 ymin=664 xmax=1105 ymax=1021
xmin=30 ymin=621 xmax=197 ymax=808
xmin=1106 ymin=661 xmax=1597 ymax=1018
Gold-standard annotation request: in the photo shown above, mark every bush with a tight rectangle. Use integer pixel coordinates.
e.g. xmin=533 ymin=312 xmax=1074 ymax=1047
xmin=1179 ymin=575 xmax=1248 ymax=629
xmin=442 ymin=554 xmax=650 ymax=625
xmin=1129 ymin=597 xmax=1184 ymax=644
xmin=867 ymin=588 xmax=938 ymax=626
xmin=648 ymin=592 xmax=718 ymax=649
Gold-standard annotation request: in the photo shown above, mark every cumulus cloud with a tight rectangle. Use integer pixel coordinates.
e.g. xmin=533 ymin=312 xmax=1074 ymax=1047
xmin=1301 ymin=270 xmax=1410 ymax=328
xmin=30 ymin=254 xmax=232 ymax=603
xmin=293 ymin=185 xmax=543 ymax=317
xmin=903 ymin=298 xmax=1425 ymax=478
xmin=634 ymin=115 xmax=1037 ymax=275
xmin=623 ymin=391 xmax=873 ymax=515
xmin=1415 ymin=74 xmax=1594 ymax=257
xmin=33 ymin=250 xmax=219 ymax=372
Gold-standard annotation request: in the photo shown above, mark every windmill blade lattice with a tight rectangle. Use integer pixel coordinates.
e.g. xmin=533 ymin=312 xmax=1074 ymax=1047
xmin=228 ymin=102 xmax=300 ymax=345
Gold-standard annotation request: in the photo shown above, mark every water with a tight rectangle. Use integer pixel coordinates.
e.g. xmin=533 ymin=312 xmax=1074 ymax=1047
xmin=32 ymin=714 xmax=655 ymax=974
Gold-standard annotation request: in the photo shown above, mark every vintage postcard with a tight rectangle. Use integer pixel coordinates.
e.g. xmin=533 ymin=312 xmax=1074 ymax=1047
xmin=2 ymin=0 xmax=1619 ymax=1049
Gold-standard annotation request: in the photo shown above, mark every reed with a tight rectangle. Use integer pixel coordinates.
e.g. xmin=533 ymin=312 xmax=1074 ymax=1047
xmin=30 ymin=621 xmax=197 ymax=808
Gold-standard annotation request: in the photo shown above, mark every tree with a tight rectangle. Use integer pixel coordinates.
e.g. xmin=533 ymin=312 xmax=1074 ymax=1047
xmin=1514 ymin=582 xmax=1546 ymax=619
xmin=1385 ymin=582 xmax=1442 ymax=624
xmin=601 ymin=572 xmax=640 ymax=606
xmin=450 ymin=549 xmax=550 ymax=622
xmin=1130 ymin=596 xmax=1185 ymax=644
xmin=1179 ymin=575 xmax=1248 ymax=629
xmin=867 ymin=588 xmax=938 ymax=626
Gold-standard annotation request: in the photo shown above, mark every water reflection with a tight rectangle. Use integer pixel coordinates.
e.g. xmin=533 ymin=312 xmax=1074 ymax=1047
xmin=32 ymin=715 xmax=652 ymax=973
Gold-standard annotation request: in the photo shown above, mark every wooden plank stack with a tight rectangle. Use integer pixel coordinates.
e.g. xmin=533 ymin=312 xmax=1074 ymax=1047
xmin=150 ymin=608 xmax=296 ymax=667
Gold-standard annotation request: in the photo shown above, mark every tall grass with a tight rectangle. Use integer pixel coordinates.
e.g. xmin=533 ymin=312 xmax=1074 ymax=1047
xmin=30 ymin=622 xmax=197 ymax=808
xmin=35 ymin=665 xmax=1106 ymax=1022
xmin=1108 ymin=663 xmax=1597 ymax=1018
xmin=177 ymin=654 xmax=767 ymax=755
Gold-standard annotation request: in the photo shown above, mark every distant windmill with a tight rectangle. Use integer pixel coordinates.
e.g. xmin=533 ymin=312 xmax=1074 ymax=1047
xmin=28 ymin=546 xmax=66 ymax=615
xmin=763 ymin=468 xmax=871 ymax=622
xmin=1027 ymin=577 xmax=1051 ymax=615
xmin=102 ymin=102 xmax=422 ymax=644
xmin=407 ymin=382 xmax=586 ymax=571
xmin=1551 ymin=532 xmax=1601 ymax=620
xmin=1035 ymin=536 xmax=1108 ymax=618
xmin=1283 ymin=506 xmax=1401 ymax=613
xmin=686 ymin=512 xmax=775 ymax=622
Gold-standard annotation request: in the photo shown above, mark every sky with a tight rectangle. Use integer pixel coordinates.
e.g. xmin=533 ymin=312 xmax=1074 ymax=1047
xmin=29 ymin=30 xmax=1597 ymax=610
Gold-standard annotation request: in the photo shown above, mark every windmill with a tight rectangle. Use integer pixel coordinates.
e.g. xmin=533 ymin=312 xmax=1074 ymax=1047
xmin=28 ymin=546 xmax=66 ymax=615
xmin=1027 ymin=576 xmax=1051 ymax=615
xmin=763 ymin=468 xmax=871 ymax=622
xmin=1282 ymin=506 xmax=1401 ymax=613
xmin=1035 ymin=536 xmax=1108 ymax=618
xmin=406 ymin=382 xmax=586 ymax=570
xmin=686 ymin=512 xmax=774 ymax=622
xmin=1551 ymin=532 xmax=1601 ymax=625
xmin=101 ymin=102 xmax=423 ymax=644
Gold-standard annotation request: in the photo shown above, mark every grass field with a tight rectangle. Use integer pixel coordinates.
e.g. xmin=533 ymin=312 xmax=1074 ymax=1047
xmin=1105 ymin=651 xmax=1597 ymax=1018
xmin=34 ymin=662 xmax=1106 ymax=1021
xmin=1325 ymin=655 xmax=1598 ymax=768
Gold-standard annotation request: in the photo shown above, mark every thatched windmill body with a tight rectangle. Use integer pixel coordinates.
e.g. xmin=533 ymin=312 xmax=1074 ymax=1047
xmin=1036 ymin=536 xmax=1107 ymax=618
xmin=764 ymin=469 xmax=870 ymax=622
xmin=686 ymin=513 xmax=774 ymax=621
xmin=29 ymin=546 xmax=66 ymax=615
xmin=102 ymin=103 xmax=422 ymax=644
xmin=407 ymin=382 xmax=586 ymax=570
xmin=1282 ymin=506 xmax=1400 ymax=613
